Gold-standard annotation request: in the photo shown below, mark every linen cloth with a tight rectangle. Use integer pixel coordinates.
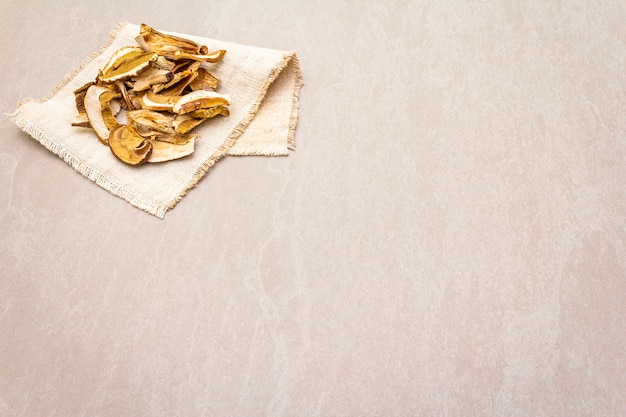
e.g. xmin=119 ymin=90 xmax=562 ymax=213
xmin=10 ymin=23 xmax=302 ymax=218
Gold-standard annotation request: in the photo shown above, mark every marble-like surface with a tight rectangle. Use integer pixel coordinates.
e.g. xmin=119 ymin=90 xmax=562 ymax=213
xmin=1 ymin=1 xmax=625 ymax=416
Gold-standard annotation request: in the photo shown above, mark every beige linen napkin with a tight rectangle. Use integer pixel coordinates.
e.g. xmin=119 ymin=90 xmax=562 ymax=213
xmin=10 ymin=23 xmax=302 ymax=218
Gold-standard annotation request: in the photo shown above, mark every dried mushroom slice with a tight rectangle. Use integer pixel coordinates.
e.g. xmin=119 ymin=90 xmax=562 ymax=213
xmin=172 ymin=49 xmax=226 ymax=63
xmin=100 ymin=46 xmax=146 ymax=74
xmin=172 ymin=90 xmax=231 ymax=115
xmin=127 ymin=109 xmax=176 ymax=136
xmin=108 ymin=125 xmax=153 ymax=165
xmin=189 ymin=68 xmax=221 ymax=91
xmin=139 ymin=90 xmax=182 ymax=112
xmin=132 ymin=67 xmax=174 ymax=91
xmin=172 ymin=114 xmax=208 ymax=134
xmin=147 ymin=136 xmax=196 ymax=163
xmin=98 ymin=49 xmax=157 ymax=84
xmin=84 ymin=85 xmax=122 ymax=144
xmin=137 ymin=23 xmax=207 ymax=59
xmin=188 ymin=106 xmax=229 ymax=118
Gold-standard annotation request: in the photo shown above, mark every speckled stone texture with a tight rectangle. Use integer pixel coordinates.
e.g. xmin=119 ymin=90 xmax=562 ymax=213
xmin=0 ymin=1 xmax=625 ymax=416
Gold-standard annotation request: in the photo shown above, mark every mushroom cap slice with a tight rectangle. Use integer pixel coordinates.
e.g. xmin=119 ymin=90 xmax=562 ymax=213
xmin=84 ymin=85 xmax=121 ymax=145
xmin=137 ymin=23 xmax=207 ymax=59
xmin=98 ymin=49 xmax=157 ymax=84
xmin=108 ymin=125 xmax=153 ymax=165
xmin=172 ymin=90 xmax=231 ymax=115
xmin=147 ymin=136 xmax=196 ymax=163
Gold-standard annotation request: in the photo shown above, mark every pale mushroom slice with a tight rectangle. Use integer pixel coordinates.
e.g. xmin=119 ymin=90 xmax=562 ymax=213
xmin=139 ymin=90 xmax=182 ymax=112
xmin=108 ymin=125 xmax=153 ymax=165
xmin=127 ymin=109 xmax=176 ymax=136
xmin=147 ymin=136 xmax=196 ymax=163
xmin=84 ymin=85 xmax=122 ymax=144
xmin=132 ymin=67 xmax=174 ymax=92
xmin=98 ymin=48 xmax=158 ymax=84
xmin=172 ymin=90 xmax=231 ymax=115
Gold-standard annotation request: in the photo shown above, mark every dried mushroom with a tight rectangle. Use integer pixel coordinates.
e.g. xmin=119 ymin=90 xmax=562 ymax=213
xmin=72 ymin=23 xmax=230 ymax=166
xmin=109 ymin=125 xmax=153 ymax=165
xmin=148 ymin=136 xmax=196 ymax=163
xmin=172 ymin=90 xmax=231 ymax=115
xmin=84 ymin=85 xmax=122 ymax=144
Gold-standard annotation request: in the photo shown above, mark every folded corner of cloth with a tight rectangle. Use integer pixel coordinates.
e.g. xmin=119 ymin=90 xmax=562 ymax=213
xmin=10 ymin=22 xmax=303 ymax=219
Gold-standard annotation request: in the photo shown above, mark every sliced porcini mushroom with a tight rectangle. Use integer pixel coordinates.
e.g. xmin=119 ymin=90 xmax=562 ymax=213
xmin=172 ymin=49 xmax=226 ymax=63
xmin=139 ymin=90 xmax=182 ymax=112
xmin=115 ymin=80 xmax=134 ymax=110
xmin=98 ymin=48 xmax=157 ymax=84
xmin=132 ymin=67 xmax=174 ymax=91
xmin=172 ymin=114 xmax=208 ymax=134
xmin=84 ymin=85 xmax=122 ymax=144
xmin=153 ymin=55 xmax=176 ymax=70
xmin=108 ymin=125 xmax=153 ymax=165
xmin=189 ymin=68 xmax=221 ymax=91
xmin=137 ymin=23 xmax=207 ymax=59
xmin=100 ymin=46 xmax=146 ymax=74
xmin=147 ymin=136 xmax=196 ymax=163
xmin=154 ymin=68 xmax=199 ymax=96
xmin=188 ymin=106 xmax=229 ymax=119
xmin=172 ymin=90 xmax=231 ymax=115
xmin=127 ymin=109 xmax=175 ymax=136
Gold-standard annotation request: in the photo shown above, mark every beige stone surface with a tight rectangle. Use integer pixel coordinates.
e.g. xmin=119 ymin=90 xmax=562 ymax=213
xmin=1 ymin=1 xmax=625 ymax=416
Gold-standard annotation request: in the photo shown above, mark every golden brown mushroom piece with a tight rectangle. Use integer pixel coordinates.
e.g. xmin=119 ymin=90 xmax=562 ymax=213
xmin=172 ymin=90 xmax=231 ymax=115
xmin=98 ymin=47 xmax=157 ymax=84
xmin=108 ymin=125 xmax=153 ymax=165
xmin=136 ymin=23 xmax=207 ymax=58
xmin=84 ymin=85 xmax=122 ymax=145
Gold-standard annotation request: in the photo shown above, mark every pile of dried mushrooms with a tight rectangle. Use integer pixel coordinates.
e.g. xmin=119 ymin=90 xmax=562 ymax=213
xmin=72 ymin=24 xmax=231 ymax=165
